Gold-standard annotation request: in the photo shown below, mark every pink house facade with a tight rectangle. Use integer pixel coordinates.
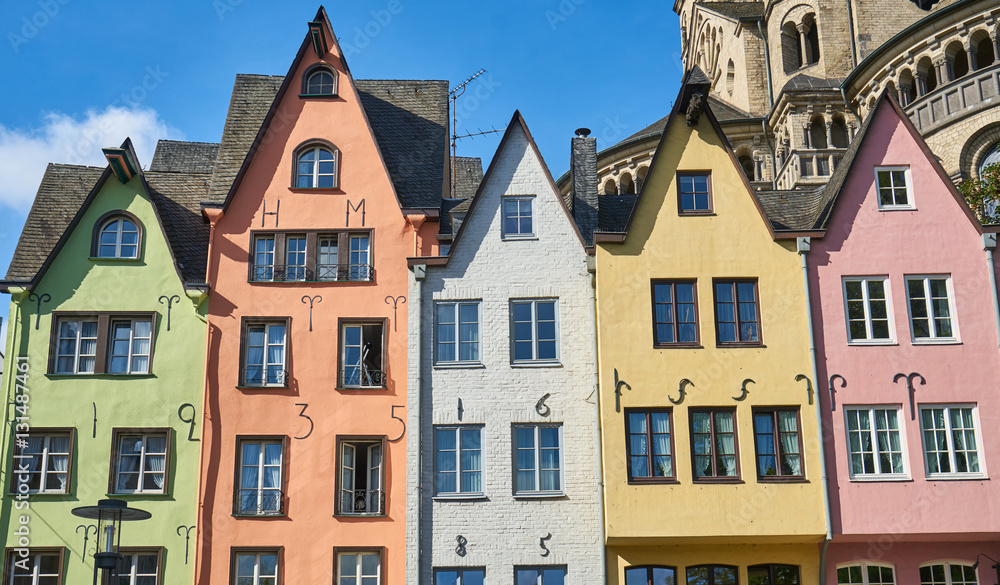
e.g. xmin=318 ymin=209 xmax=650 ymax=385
xmin=808 ymin=94 xmax=1000 ymax=583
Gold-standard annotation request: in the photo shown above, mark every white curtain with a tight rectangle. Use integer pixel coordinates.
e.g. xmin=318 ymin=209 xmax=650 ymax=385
xmin=778 ymin=411 xmax=801 ymax=475
xmin=715 ymin=413 xmax=736 ymax=476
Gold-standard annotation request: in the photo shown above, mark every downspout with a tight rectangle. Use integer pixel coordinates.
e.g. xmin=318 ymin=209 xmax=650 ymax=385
xmin=797 ymin=237 xmax=833 ymax=585
xmin=413 ymin=264 xmax=427 ymax=585
xmin=588 ymin=256 xmax=607 ymax=585
xmin=845 ymin=0 xmax=858 ymax=68
xmin=981 ymin=234 xmax=1000 ymax=353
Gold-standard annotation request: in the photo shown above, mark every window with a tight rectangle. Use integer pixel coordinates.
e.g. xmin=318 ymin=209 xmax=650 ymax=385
xmin=513 ymin=424 xmax=562 ymax=495
xmin=295 ymin=145 xmax=337 ymax=188
xmin=920 ymin=563 xmax=978 ymax=585
xmin=52 ymin=314 xmax=156 ymax=375
xmin=235 ymin=438 xmax=284 ymax=515
xmin=510 ymin=299 xmax=558 ymax=363
xmin=713 ymin=280 xmax=760 ymax=345
xmin=340 ymin=322 xmax=385 ymax=388
xmin=837 ymin=564 xmax=895 ymax=585
xmin=302 ymin=66 xmax=337 ymax=95
xmin=652 ymin=280 xmax=698 ymax=346
xmin=249 ymin=232 xmax=373 ymax=283
xmin=337 ymin=438 xmax=385 ymax=515
xmin=845 ymin=407 xmax=905 ymax=478
xmin=434 ymin=426 xmax=482 ymax=496
xmin=625 ymin=409 xmax=675 ymax=482
xmin=906 ymin=276 xmax=957 ymax=341
xmin=686 ymin=565 xmax=737 ymax=585
xmin=434 ymin=301 xmax=481 ymax=364
xmin=4 ymin=549 xmax=63 ymax=585
xmin=843 ymin=278 xmax=893 ymax=342
xmin=920 ymin=405 xmax=983 ymax=477
xmin=232 ymin=551 xmax=278 ymax=585
xmin=515 ymin=567 xmax=566 ymax=585
xmin=752 ymin=408 xmax=804 ymax=479
xmin=690 ymin=409 xmax=739 ymax=480
xmin=677 ymin=172 xmax=712 ymax=214
xmin=116 ymin=550 xmax=161 ymax=585
xmin=626 ymin=566 xmax=677 ymax=585
xmin=9 ymin=430 xmax=72 ymax=494
xmin=111 ymin=430 xmax=168 ymax=494
xmin=241 ymin=321 xmax=287 ymax=388
xmin=95 ymin=214 xmax=140 ymax=258
xmin=875 ymin=167 xmax=912 ymax=209
xmin=748 ymin=565 xmax=801 ymax=585
xmin=434 ymin=568 xmax=485 ymax=585
xmin=336 ymin=551 xmax=381 ymax=585
xmin=502 ymin=196 xmax=534 ymax=238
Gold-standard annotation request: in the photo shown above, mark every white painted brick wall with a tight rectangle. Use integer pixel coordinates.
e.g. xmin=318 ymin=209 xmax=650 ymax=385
xmin=407 ymin=124 xmax=602 ymax=584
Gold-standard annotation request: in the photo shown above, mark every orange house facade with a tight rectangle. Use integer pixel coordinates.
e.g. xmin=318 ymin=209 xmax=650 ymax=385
xmin=194 ymin=9 xmax=444 ymax=585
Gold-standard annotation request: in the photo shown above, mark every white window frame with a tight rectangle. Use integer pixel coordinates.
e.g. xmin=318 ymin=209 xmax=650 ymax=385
xmin=905 ymin=275 xmax=959 ymax=343
xmin=252 ymin=235 xmax=276 ymax=281
xmin=97 ymin=216 xmax=140 ymax=258
xmin=55 ymin=318 xmax=98 ymax=374
xmin=295 ymin=145 xmax=338 ymax=189
xmin=338 ymin=439 xmax=385 ymax=515
xmin=842 ymin=277 xmax=895 ymax=344
xmin=243 ymin=322 xmax=287 ymax=387
xmin=843 ymin=406 xmax=909 ymax=480
xmin=348 ymin=234 xmax=371 ymax=281
xmin=433 ymin=426 xmax=484 ymax=498
xmin=918 ymin=404 xmax=986 ymax=479
xmin=340 ymin=322 xmax=384 ymax=388
xmin=434 ymin=301 xmax=482 ymax=366
xmin=233 ymin=552 xmax=279 ymax=585
xmin=7 ymin=550 xmax=62 ymax=585
xmin=117 ymin=550 xmax=161 ymax=585
xmin=237 ymin=439 xmax=284 ymax=515
xmin=501 ymin=195 xmax=536 ymax=239
xmin=919 ymin=561 xmax=980 ymax=585
xmin=12 ymin=432 xmax=71 ymax=495
xmin=837 ymin=563 xmax=897 ymax=585
xmin=874 ymin=166 xmax=914 ymax=210
xmin=510 ymin=298 xmax=560 ymax=365
xmin=284 ymin=235 xmax=307 ymax=281
xmin=336 ymin=551 xmax=381 ymax=585
xmin=108 ymin=318 xmax=153 ymax=375
xmin=113 ymin=432 xmax=168 ymax=495
xmin=512 ymin=424 xmax=563 ymax=497
xmin=305 ymin=69 xmax=337 ymax=95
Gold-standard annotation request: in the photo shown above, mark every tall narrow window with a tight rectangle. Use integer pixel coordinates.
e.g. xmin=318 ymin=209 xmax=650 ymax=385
xmin=338 ymin=439 xmax=384 ymax=515
xmin=116 ymin=550 xmax=161 ymax=585
xmin=906 ymin=276 xmax=957 ymax=341
xmin=10 ymin=431 xmax=72 ymax=494
xmin=285 ymin=236 xmax=307 ymax=281
xmin=317 ymin=237 xmax=338 ymax=281
xmin=242 ymin=322 xmax=287 ymax=387
xmin=845 ymin=407 xmax=906 ymax=478
xmin=691 ymin=409 xmax=739 ymax=480
xmin=513 ymin=424 xmax=562 ymax=495
xmin=233 ymin=552 xmax=279 ymax=585
xmin=295 ymin=145 xmax=337 ymax=188
xmin=253 ymin=236 xmax=275 ymax=281
xmin=677 ymin=172 xmax=712 ymax=214
xmin=875 ymin=167 xmax=912 ymax=210
xmin=434 ymin=301 xmax=481 ymax=364
xmin=56 ymin=319 xmax=98 ymax=374
xmin=920 ymin=405 xmax=982 ymax=477
xmin=843 ymin=277 xmax=893 ymax=342
xmin=625 ymin=409 xmax=675 ymax=482
xmin=434 ymin=426 xmax=483 ymax=496
xmin=112 ymin=431 xmax=168 ymax=494
xmin=341 ymin=322 xmax=384 ymax=388
xmin=97 ymin=216 xmax=140 ymax=258
xmin=652 ymin=280 xmax=698 ymax=345
xmin=349 ymin=235 xmax=370 ymax=281
xmin=752 ymin=409 xmax=804 ymax=479
xmin=502 ymin=196 xmax=535 ymax=239
xmin=108 ymin=319 xmax=152 ymax=374
xmin=236 ymin=439 xmax=284 ymax=515
xmin=713 ymin=280 xmax=760 ymax=344
xmin=510 ymin=299 xmax=559 ymax=363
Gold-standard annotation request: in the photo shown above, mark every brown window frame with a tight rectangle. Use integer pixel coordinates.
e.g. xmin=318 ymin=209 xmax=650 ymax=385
xmin=115 ymin=547 xmax=164 ymax=585
xmin=651 ymin=280 xmax=700 ymax=347
xmin=685 ymin=565 xmax=739 ymax=585
xmin=108 ymin=428 xmax=172 ymax=496
xmin=232 ymin=435 xmax=289 ymax=517
xmin=332 ymin=547 xmax=387 ymax=585
xmin=751 ymin=408 xmax=806 ymax=481
xmin=712 ymin=278 xmax=763 ymax=347
xmin=624 ymin=409 xmax=677 ymax=484
xmin=237 ymin=317 xmax=292 ymax=389
xmin=90 ymin=209 xmax=143 ymax=259
xmin=229 ymin=548 xmax=283 ymax=585
xmin=3 ymin=547 xmax=66 ymax=585
xmin=626 ymin=566 xmax=678 ymax=585
xmin=337 ymin=318 xmax=389 ymax=390
xmin=334 ymin=435 xmax=388 ymax=516
xmin=676 ymin=171 xmax=713 ymax=215
xmin=7 ymin=428 xmax=75 ymax=495
xmin=689 ymin=408 xmax=742 ymax=482
xmin=47 ymin=311 xmax=158 ymax=376
xmin=249 ymin=229 xmax=373 ymax=283
xmin=748 ymin=564 xmax=802 ymax=584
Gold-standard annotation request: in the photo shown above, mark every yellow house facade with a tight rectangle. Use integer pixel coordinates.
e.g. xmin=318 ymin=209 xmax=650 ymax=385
xmin=595 ymin=71 xmax=828 ymax=585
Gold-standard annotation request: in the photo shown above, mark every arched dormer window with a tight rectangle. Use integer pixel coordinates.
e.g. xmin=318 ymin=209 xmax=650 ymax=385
xmin=294 ymin=141 xmax=339 ymax=188
xmin=300 ymin=64 xmax=338 ymax=97
xmin=92 ymin=211 xmax=142 ymax=259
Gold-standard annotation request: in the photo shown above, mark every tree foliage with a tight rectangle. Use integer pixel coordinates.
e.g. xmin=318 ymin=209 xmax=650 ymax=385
xmin=959 ymin=163 xmax=1000 ymax=225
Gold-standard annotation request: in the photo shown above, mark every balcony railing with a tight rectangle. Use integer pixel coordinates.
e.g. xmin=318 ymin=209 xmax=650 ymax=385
xmin=235 ymin=489 xmax=284 ymax=515
xmin=905 ymin=62 xmax=1000 ymax=135
xmin=774 ymin=148 xmax=845 ymax=189
xmin=340 ymin=488 xmax=384 ymax=515
xmin=241 ymin=367 xmax=288 ymax=388
xmin=340 ymin=367 xmax=386 ymax=389
xmin=249 ymin=263 xmax=374 ymax=283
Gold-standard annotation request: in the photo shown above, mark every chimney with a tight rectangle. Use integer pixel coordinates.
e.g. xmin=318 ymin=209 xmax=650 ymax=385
xmin=571 ymin=128 xmax=599 ymax=246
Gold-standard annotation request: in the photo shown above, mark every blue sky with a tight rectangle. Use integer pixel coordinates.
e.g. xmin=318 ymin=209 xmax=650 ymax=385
xmin=0 ymin=0 xmax=682 ymax=336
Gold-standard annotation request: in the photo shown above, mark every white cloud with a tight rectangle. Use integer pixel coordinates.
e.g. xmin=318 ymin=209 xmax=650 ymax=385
xmin=0 ymin=106 xmax=183 ymax=211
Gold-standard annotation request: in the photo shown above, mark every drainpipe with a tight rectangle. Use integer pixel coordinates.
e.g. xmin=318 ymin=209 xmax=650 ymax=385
xmin=413 ymin=264 xmax=427 ymax=585
xmin=797 ymin=237 xmax=833 ymax=585
xmin=845 ymin=0 xmax=858 ymax=68
xmin=982 ymin=234 xmax=1000 ymax=352
xmin=587 ymin=256 xmax=607 ymax=585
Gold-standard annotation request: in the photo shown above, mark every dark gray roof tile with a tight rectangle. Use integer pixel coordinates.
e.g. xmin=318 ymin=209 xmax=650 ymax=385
xmin=598 ymin=195 xmax=638 ymax=233
xmin=150 ymin=140 xmax=219 ymax=174
xmin=452 ymin=156 xmax=483 ymax=201
xmin=697 ymin=1 xmax=765 ymax=19
xmin=754 ymin=188 xmax=825 ymax=231
xmin=146 ymin=171 xmax=213 ymax=283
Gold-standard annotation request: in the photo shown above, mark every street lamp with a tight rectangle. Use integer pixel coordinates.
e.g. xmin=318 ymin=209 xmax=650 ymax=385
xmin=973 ymin=554 xmax=1000 ymax=585
xmin=71 ymin=499 xmax=151 ymax=584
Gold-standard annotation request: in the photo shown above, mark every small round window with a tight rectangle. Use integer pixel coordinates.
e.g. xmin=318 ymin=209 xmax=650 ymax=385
xmin=98 ymin=216 xmax=140 ymax=258
xmin=306 ymin=69 xmax=335 ymax=95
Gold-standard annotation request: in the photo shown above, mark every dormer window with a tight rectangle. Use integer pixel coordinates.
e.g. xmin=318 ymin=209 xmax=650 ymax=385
xmin=301 ymin=64 xmax=338 ymax=97
xmin=295 ymin=143 xmax=338 ymax=188
xmin=92 ymin=211 xmax=142 ymax=259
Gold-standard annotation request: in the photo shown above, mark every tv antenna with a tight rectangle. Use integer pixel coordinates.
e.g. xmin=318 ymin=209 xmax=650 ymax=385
xmin=450 ymin=69 xmax=504 ymax=196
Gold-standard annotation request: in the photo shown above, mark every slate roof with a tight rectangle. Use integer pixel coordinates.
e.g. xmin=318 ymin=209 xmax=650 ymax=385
xmin=697 ymin=1 xmax=765 ymax=19
xmin=150 ymin=140 xmax=219 ymax=174
xmin=782 ymin=74 xmax=844 ymax=92
xmin=753 ymin=188 xmax=825 ymax=231
xmin=452 ymin=156 xmax=483 ymax=201
xmin=598 ymin=195 xmax=638 ymax=232
xmin=207 ymin=74 xmax=449 ymax=209
xmin=146 ymin=170 xmax=213 ymax=283
xmin=5 ymin=164 xmax=105 ymax=282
